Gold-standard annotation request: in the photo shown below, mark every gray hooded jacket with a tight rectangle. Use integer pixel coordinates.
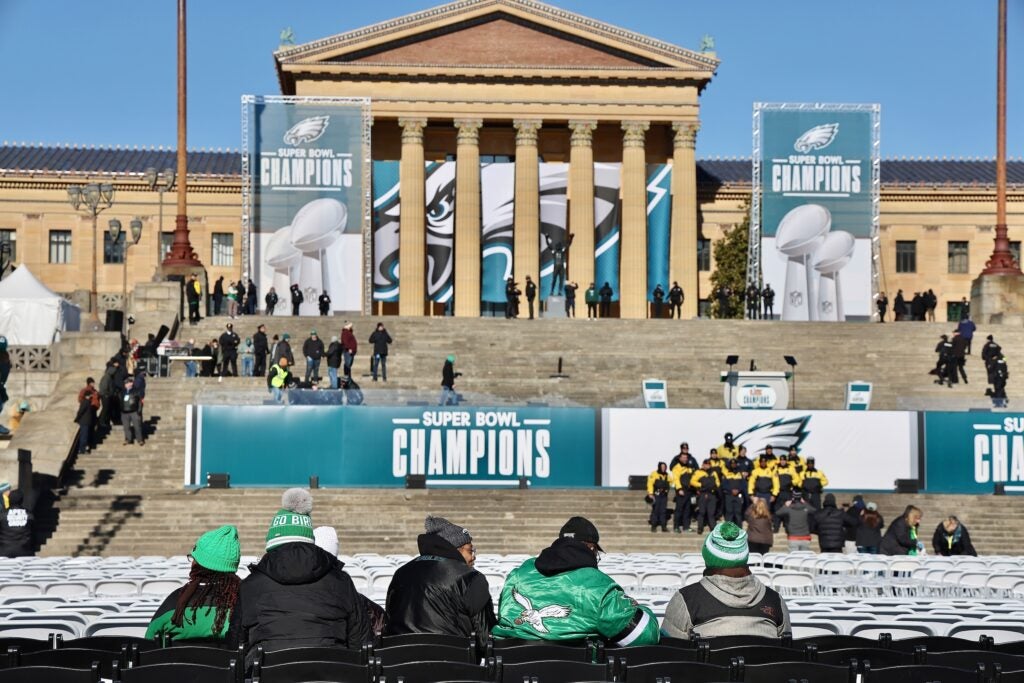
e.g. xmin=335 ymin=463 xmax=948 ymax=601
xmin=661 ymin=573 xmax=791 ymax=640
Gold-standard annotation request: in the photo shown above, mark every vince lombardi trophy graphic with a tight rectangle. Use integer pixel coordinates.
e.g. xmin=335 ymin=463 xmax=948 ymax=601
xmin=813 ymin=230 xmax=855 ymax=322
xmin=775 ymin=204 xmax=831 ymax=321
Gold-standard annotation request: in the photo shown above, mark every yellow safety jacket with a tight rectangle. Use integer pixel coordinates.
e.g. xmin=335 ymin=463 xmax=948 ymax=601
xmin=270 ymin=364 xmax=288 ymax=389
xmin=749 ymin=466 xmax=780 ymax=496
xmin=646 ymin=470 xmax=675 ymax=495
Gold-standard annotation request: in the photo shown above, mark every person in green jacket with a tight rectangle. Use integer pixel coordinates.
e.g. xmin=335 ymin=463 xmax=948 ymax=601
xmin=493 ymin=517 xmax=659 ymax=646
xmin=584 ymin=283 xmax=599 ymax=320
xmin=145 ymin=525 xmax=242 ymax=645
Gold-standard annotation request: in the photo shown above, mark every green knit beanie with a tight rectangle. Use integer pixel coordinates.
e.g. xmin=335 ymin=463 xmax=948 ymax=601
xmin=191 ymin=525 xmax=241 ymax=574
xmin=266 ymin=488 xmax=315 ymax=551
xmin=702 ymin=521 xmax=749 ymax=569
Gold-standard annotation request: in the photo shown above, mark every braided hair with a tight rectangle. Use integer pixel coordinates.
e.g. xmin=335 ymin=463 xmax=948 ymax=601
xmin=171 ymin=563 xmax=241 ymax=636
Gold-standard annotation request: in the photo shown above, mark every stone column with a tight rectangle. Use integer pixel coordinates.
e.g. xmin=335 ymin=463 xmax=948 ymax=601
xmin=454 ymin=119 xmax=483 ymax=317
xmin=568 ymin=120 xmax=597 ymax=288
xmin=620 ymin=120 xmax=650 ymax=319
xmin=398 ymin=117 xmax=427 ymax=316
xmin=671 ymin=121 xmax=700 ymax=319
xmin=513 ymin=119 xmax=542 ymax=286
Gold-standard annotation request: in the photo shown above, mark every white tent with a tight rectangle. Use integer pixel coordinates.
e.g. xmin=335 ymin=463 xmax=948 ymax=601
xmin=0 ymin=266 xmax=81 ymax=345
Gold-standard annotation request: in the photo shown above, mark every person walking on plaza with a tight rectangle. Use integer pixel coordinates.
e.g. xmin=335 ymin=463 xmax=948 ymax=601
xmin=341 ymin=322 xmax=357 ymax=378
xmin=303 ymin=330 xmax=325 ymax=383
xmin=120 ymin=377 xmax=145 ymax=446
xmin=369 ymin=322 xmax=392 ymax=382
xmin=384 ymin=515 xmax=494 ymax=650
xmin=326 ymin=335 xmax=343 ymax=390
xmin=599 ymin=282 xmax=613 ymax=318
xmin=439 ymin=355 xmax=461 ymax=406
xmin=950 ymin=330 xmax=968 ymax=385
xmin=231 ymin=489 xmax=370 ymax=664
xmin=894 ymin=289 xmax=905 ymax=321
xmin=318 ymin=290 xmax=331 ymax=316
xmin=265 ymin=287 xmax=279 ymax=316
xmin=525 ymin=275 xmax=536 ymax=320
xmin=225 ymin=284 xmax=239 ymax=319
xmin=219 ymin=323 xmax=240 ymax=377
xmin=746 ymin=283 xmax=760 ymax=320
xmin=775 ymin=492 xmax=813 ymax=552
xmin=253 ymin=325 xmax=269 ymax=377
xmin=813 ymin=494 xmax=846 ymax=553
xmin=988 ymin=353 xmax=1010 ymax=407
xmin=290 ymin=284 xmax=304 ymax=316
xmin=744 ymin=498 xmax=774 ymax=555
xmin=881 ymin=505 xmax=923 ymax=556
xmin=957 ymin=315 xmax=977 ymax=355
xmin=651 ymin=284 xmax=665 ymax=319
xmin=669 ymin=281 xmax=684 ymax=319
xmin=983 ymin=335 xmax=1002 ymax=381
xmin=186 ymin=273 xmax=202 ymax=324
xmin=876 ymin=292 xmax=888 ymax=322
xmin=646 ymin=462 xmax=673 ymax=532
xmin=234 ymin=281 xmax=246 ymax=316
xmin=213 ymin=276 xmax=224 ymax=316
xmin=926 ymin=288 xmax=938 ymax=322
xmin=564 ymin=281 xmax=578 ymax=318
xmin=762 ymin=283 xmax=775 ymax=319
xmin=661 ymin=522 xmax=790 ymax=640
xmin=98 ymin=358 xmax=121 ymax=428
xmin=246 ymin=279 xmax=258 ymax=315
xmin=585 ymin=283 xmax=599 ymax=320
xmin=691 ymin=459 xmax=720 ymax=535
xmin=75 ymin=377 xmax=100 ymax=455
xmin=492 ymin=517 xmax=659 ymax=645
xmin=145 ymin=525 xmax=241 ymax=645
xmin=932 ymin=516 xmax=977 ymax=556
xmin=505 ymin=278 xmax=517 ymax=319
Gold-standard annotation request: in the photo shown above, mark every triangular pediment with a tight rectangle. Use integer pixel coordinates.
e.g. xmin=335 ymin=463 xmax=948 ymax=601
xmin=277 ymin=0 xmax=718 ymax=73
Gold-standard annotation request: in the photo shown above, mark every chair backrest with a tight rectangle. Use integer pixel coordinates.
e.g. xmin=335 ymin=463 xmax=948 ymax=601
xmin=140 ymin=645 xmax=240 ymax=668
xmin=605 ymin=572 xmax=639 ymax=589
xmin=948 ymin=622 xmax=1024 ymax=644
xmin=92 ymin=581 xmax=139 ymax=597
xmin=0 ymin=621 xmax=81 ymax=639
xmin=859 ymin=663 xmax=982 ymax=683
xmin=0 ymin=583 xmax=43 ymax=598
xmin=492 ymin=643 xmax=592 ymax=664
xmin=121 ymin=662 xmax=237 ymax=683
xmin=83 ymin=619 xmax=149 ymax=638
xmin=849 ymin=622 xmax=937 ymax=640
xmin=708 ymin=645 xmax=804 ymax=666
xmin=620 ymin=661 xmax=730 ymax=683
xmin=814 ymin=647 xmax=914 ymax=668
xmin=378 ymin=660 xmax=489 ymax=683
xmin=378 ymin=634 xmax=474 ymax=651
xmin=639 ymin=572 xmax=684 ymax=590
xmin=736 ymin=661 xmax=855 ymax=683
xmin=604 ymin=645 xmax=700 ymax=667
xmin=0 ymin=664 xmax=100 ymax=683
xmin=43 ymin=583 xmax=92 ymax=598
xmin=375 ymin=643 xmax=474 ymax=665
xmin=498 ymin=658 xmax=612 ymax=683
xmin=139 ymin=580 xmax=184 ymax=596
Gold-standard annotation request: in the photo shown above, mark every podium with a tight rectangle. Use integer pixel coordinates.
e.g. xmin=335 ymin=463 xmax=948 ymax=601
xmin=544 ymin=296 xmax=567 ymax=318
xmin=720 ymin=370 xmax=791 ymax=410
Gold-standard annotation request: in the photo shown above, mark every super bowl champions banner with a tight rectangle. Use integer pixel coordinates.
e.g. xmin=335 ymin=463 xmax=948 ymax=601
xmin=186 ymin=405 xmax=596 ymax=487
xmin=595 ymin=163 xmax=622 ymax=301
xmin=539 ymin=163 xmax=569 ymax=300
xmin=481 ymin=163 xmax=516 ymax=303
xmin=371 ymin=161 xmax=400 ymax=302
xmin=244 ymin=97 xmax=370 ymax=314
xmin=755 ymin=104 xmax=879 ymax=321
xmin=425 ymin=161 xmax=456 ymax=303
xmin=924 ymin=412 xmax=1024 ymax=494
xmin=602 ymin=408 xmax=915 ymax=491
xmin=646 ymin=164 xmax=672 ymax=302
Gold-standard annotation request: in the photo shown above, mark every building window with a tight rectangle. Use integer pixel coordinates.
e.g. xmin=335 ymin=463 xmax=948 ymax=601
xmin=947 ymin=241 xmax=969 ymax=274
xmin=103 ymin=232 xmax=125 ymax=264
xmin=0 ymin=229 xmax=15 ymax=262
xmin=49 ymin=230 xmax=72 ymax=264
xmin=697 ymin=238 xmax=711 ymax=272
xmin=211 ymin=233 xmax=234 ymax=267
xmin=895 ymin=241 xmax=916 ymax=273
xmin=1011 ymin=241 xmax=1021 ymax=266
xmin=160 ymin=232 xmax=174 ymax=261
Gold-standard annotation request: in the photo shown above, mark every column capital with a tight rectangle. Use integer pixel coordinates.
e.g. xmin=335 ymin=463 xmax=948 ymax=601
xmin=672 ymin=121 xmax=700 ymax=150
xmin=568 ymin=120 xmax=598 ymax=147
xmin=513 ymin=119 xmax=543 ymax=146
xmin=621 ymin=120 xmax=650 ymax=148
xmin=398 ymin=117 xmax=428 ymax=144
xmin=454 ymin=118 xmax=484 ymax=145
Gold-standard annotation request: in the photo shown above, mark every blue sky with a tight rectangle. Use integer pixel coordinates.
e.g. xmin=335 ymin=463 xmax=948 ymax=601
xmin=0 ymin=0 xmax=1018 ymax=159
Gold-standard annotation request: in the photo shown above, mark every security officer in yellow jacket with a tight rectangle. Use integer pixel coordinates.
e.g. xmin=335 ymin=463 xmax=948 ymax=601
xmin=720 ymin=459 xmax=746 ymax=525
xmin=707 ymin=448 xmax=727 ymax=519
xmin=690 ymin=459 xmax=720 ymax=534
xmin=800 ymin=457 xmax=829 ymax=509
xmin=670 ymin=458 xmax=697 ymax=533
xmin=715 ymin=432 xmax=739 ymax=461
xmin=646 ymin=462 xmax=674 ymax=532
xmin=748 ymin=455 xmax=780 ymax=506
xmin=761 ymin=445 xmax=779 ymax=471
xmin=786 ymin=445 xmax=807 ymax=475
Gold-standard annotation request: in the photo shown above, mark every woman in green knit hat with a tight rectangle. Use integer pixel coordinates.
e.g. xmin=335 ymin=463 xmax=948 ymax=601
xmin=145 ymin=525 xmax=242 ymax=645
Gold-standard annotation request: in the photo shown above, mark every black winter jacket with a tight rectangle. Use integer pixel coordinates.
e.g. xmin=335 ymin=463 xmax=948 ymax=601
xmin=931 ymin=522 xmax=977 ymax=556
xmin=326 ymin=342 xmax=343 ymax=369
xmin=253 ymin=331 xmax=268 ymax=358
xmin=850 ymin=512 xmax=884 ymax=549
xmin=880 ymin=516 xmax=918 ymax=556
xmin=0 ymin=504 xmax=33 ymax=557
xmin=813 ymin=504 xmax=846 ymax=551
xmin=384 ymin=534 xmax=495 ymax=648
xmin=302 ymin=338 xmax=325 ymax=361
xmin=369 ymin=329 xmax=392 ymax=357
xmin=230 ymin=543 xmax=370 ymax=657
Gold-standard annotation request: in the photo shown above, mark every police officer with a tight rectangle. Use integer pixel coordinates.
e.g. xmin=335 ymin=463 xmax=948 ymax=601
xmin=646 ymin=462 xmax=673 ymax=532
xmin=669 ymin=442 xmax=699 ymax=471
xmin=318 ymin=290 xmax=332 ymax=316
xmin=671 ymin=456 xmax=697 ymax=533
xmin=524 ymin=276 xmax=537 ymax=320
xmin=691 ymin=459 xmax=720 ymax=535
xmin=716 ymin=432 xmax=739 ymax=461
xmin=786 ymin=445 xmax=806 ymax=475
xmin=761 ymin=445 xmax=778 ymax=470
xmin=800 ymin=457 xmax=829 ymax=509
xmin=983 ymin=335 xmax=1003 ymax=385
xmin=988 ymin=354 xmax=1010 ymax=407
xmin=933 ymin=334 xmax=954 ymax=387
xmin=748 ymin=455 xmax=779 ymax=507
xmin=762 ymin=283 xmax=775 ymax=319
xmin=668 ymin=281 xmax=684 ymax=319
xmin=651 ymin=284 xmax=665 ymax=319
xmin=720 ymin=459 xmax=746 ymax=525
xmin=707 ymin=448 xmax=727 ymax=518
xmin=746 ymin=282 xmax=761 ymax=319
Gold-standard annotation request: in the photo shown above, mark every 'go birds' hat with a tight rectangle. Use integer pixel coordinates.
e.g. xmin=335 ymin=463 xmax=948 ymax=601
xmin=266 ymin=488 xmax=315 ymax=551
xmin=702 ymin=522 xmax=749 ymax=569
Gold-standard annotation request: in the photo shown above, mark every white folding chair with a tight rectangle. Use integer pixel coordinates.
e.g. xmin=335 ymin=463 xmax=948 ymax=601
xmin=850 ymin=621 xmax=937 ymax=639
xmin=771 ymin=572 xmax=816 ymax=596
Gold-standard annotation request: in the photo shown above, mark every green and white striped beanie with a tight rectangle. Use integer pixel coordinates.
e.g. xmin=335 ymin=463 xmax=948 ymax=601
xmin=702 ymin=521 xmax=749 ymax=569
xmin=266 ymin=488 xmax=315 ymax=551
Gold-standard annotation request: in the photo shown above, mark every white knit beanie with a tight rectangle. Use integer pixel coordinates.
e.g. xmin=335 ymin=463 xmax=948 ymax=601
xmin=314 ymin=526 xmax=339 ymax=556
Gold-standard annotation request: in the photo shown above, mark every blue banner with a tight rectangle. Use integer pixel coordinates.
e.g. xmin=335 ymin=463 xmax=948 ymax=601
xmin=190 ymin=405 xmax=596 ymax=488
xmin=481 ymin=163 xmax=515 ymax=304
xmin=924 ymin=412 xmax=1024 ymax=494
xmin=594 ymin=162 xmax=621 ymax=302
xmin=646 ymin=164 xmax=671 ymax=302
xmin=371 ymin=161 xmax=400 ymax=301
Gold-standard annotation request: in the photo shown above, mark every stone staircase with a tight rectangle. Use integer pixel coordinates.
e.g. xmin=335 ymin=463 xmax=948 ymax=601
xmin=39 ymin=316 xmax=1024 ymax=557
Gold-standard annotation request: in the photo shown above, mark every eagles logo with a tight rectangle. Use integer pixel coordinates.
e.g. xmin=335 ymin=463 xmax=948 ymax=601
xmin=793 ymin=123 xmax=839 ymax=153
xmin=283 ymin=116 xmax=330 ymax=146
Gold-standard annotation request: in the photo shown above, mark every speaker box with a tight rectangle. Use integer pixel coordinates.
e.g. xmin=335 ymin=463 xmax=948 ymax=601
xmin=207 ymin=473 xmax=230 ymax=489
xmin=894 ymin=478 xmax=920 ymax=494
xmin=628 ymin=475 xmax=648 ymax=491
xmin=406 ymin=474 xmax=426 ymax=489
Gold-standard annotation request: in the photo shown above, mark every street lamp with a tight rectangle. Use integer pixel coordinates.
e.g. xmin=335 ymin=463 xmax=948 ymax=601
xmin=108 ymin=218 xmax=143 ymax=335
xmin=67 ymin=182 xmax=115 ymax=329
xmin=144 ymin=167 xmax=176 ymax=275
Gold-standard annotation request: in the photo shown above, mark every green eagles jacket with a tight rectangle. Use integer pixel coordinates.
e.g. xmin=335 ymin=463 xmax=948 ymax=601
xmin=145 ymin=585 xmax=234 ymax=644
xmin=492 ymin=539 xmax=659 ymax=646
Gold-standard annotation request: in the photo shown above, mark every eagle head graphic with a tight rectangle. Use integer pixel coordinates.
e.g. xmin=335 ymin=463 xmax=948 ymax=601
xmin=284 ymin=115 xmax=330 ymax=146
xmin=793 ymin=123 xmax=839 ymax=153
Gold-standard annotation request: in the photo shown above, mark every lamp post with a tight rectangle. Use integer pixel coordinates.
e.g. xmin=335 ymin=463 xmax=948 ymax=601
xmin=67 ymin=183 xmax=115 ymax=329
xmin=108 ymin=218 xmax=143 ymax=335
xmin=144 ymin=167 xmax=176 ymax=276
